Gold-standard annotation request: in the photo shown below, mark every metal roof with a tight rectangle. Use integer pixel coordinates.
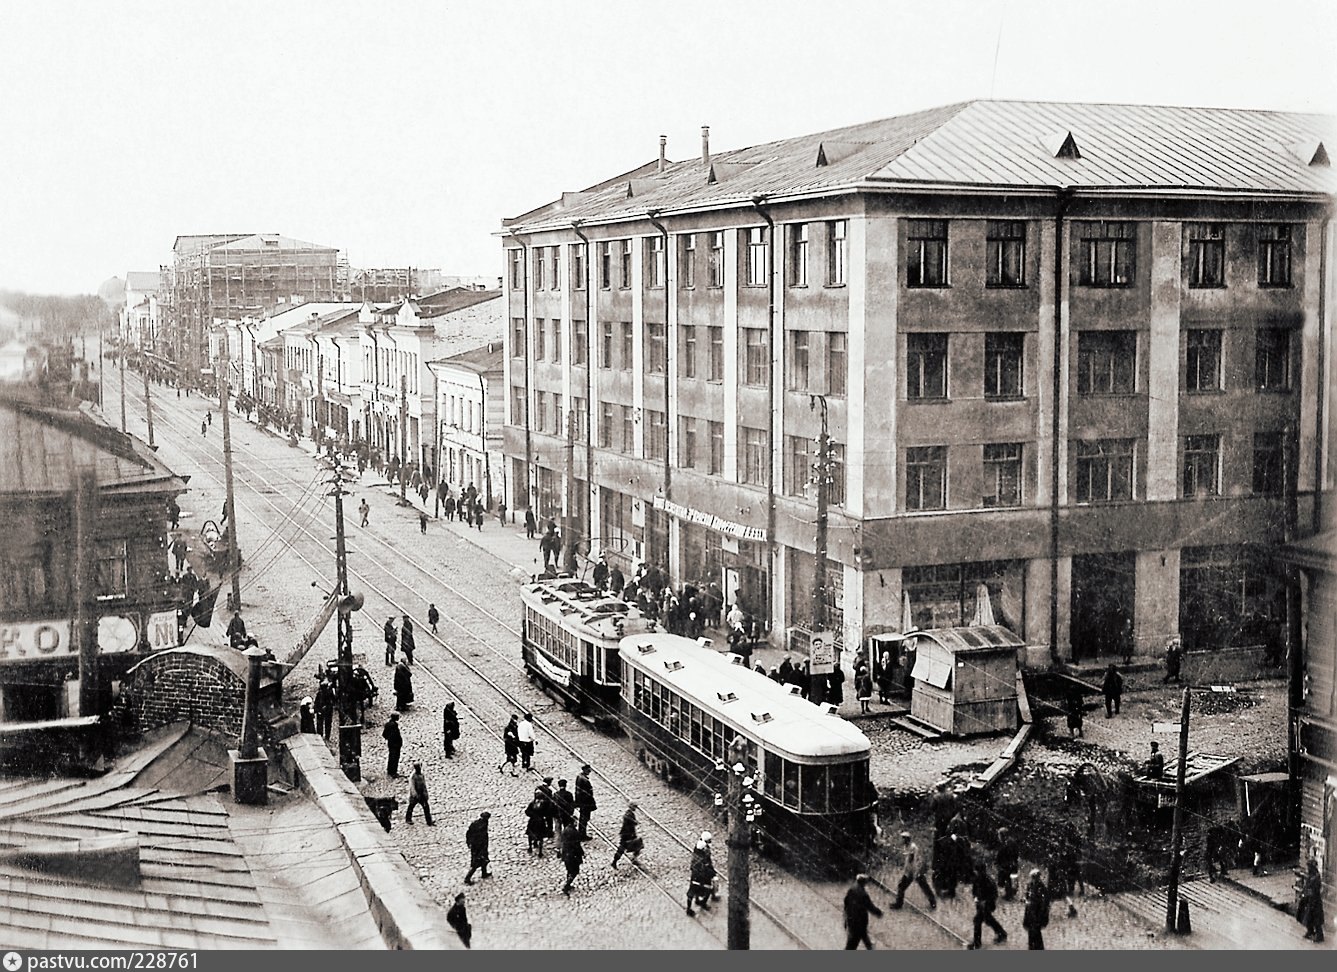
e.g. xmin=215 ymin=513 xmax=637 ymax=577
xmin=618 ymin=632 xmax=870 ymax=761
xmin=210 ymin=233 xmax=338 ymax=253
xmin=911 ymin=625 xmax=1027 ymax=655
xmin=522 ymin=578 xmax=657 ymax=642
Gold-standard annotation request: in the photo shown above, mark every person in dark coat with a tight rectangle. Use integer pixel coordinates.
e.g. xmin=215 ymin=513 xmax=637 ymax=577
xmin=442 ymin=701 xmax=460 ymax=757
xmin=314 ymin=679 xmax=335 ymax=740
xmin=968 ymin=861 xmax=1008 ymax=949
xmin=561 ymin=825 xmax=584 ymax=895
xmin=427 ymin=603 xmax=440 ymax=635
xmin=399 ymin=615 xmax=416 ymax=665
xmin=499 ymin=715 xmax=520 ymax=776
xmin=930 ymin=782 xmax=958 ymax=841
xmin=526 ymin=790 xmax=549 ymax=857
xmin=1102 ymin=663 xmax=1124 ymax=718
xmin=352 ymin=664 xmax=377 ymax=722
xmin=552 ymin=779 xmax=576 ymax=833
xmin=611 ymin=802 xmax=642 ymax=868
xmin=393 ymin=660 xmax=413 ymax=711
xmin=1021 ymin=869 xmax=1049 ymax=950
xmin=227 ymin=612 xmax=248 ymax=649
xmin=1205 ymin=824 xmax=1233 ymax=882
xmin=996 ymin=826 xmax=1021 ymax=900
xmin=777 ymin=656 xmax=795 ymax=685
xmin=525 ymin=508 xmax=537 ymax=540
xmin=464 ymin=812 xmax=491 ymax=883
xmin=608 ymin=564 xmax=625 ymax=595
xmin=574 ymin=764 xmax=596 ymax=839
xmin=843 ymin=873 xmax=884 ymax=949
xmin=382 ymin=713 xmax=403 ymax=777
xmin=536 ymin=777 xmax=557 ymax=837
xmin=1163 ymin=636 xmax=1183 ymax=683
xmin=446 ymin=893 xmax=471 ymax=948
xmin=444 ymin=495 xmax=456 ymax=521
xmin=1301 ymin=859 xmax=1326 ymax=942
xmin=1065 ymin=689 xmax=1084 ymax=738
xmin=383 ymin=616 xmax=397 ymax=666
xmin=405 ymin=762 xmax=434 ymax=825
xmin=686 ymin=833 xmax=717 ymax=916
xmin=855 ymin=665 xmax=874 ymax=714
xmin=298 ymin=697 xmax=316 ymax=734
xmin=1145 ymin=741 xmax=1166 ymax=779
xmin=593 ymin=557 xmax=609 ymax=591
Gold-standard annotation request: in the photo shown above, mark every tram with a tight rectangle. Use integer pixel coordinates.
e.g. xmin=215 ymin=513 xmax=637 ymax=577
xmin=518 ymin=575 xmax=656 ymax=729
xmin=617 ymin=632 xmax=876 ymax=873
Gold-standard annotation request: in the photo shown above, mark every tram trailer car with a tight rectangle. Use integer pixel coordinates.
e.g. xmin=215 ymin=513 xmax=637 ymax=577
xmin=519 ymin=576 xmax=656 ymax=730
xmin=618 ymin=632 xmax=875 ymax=875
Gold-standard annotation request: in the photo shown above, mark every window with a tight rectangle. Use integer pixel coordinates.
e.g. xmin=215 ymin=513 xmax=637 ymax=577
xmin=1255 ymin=328 xmax=1291 ymax=390
xmin=533 ymin=317 xmax=546 ymax=361
xmin=1074 ymin=438 xmax=1135 ymax=503
xmin=621 ymin=404 xmax=635 ymax=454
xmin=708 ymin=421 xmax=724 ymax=474
xmin=646 ymin=323 xmax=666 ymax=374
xmin=1258 ymin=224 xmax=1292 ymax=287
xmin=745 ymin=227 xmax=768 ymax=286
xmin=572 ymin=396 xmax=588 ymax=442
xmin=550 ymin=319 xmax=562 ymax=364
xmin=619 ymin=240 xmax=632 ymax=289
xmin=680 ymin=234 xmax=696 ymax=289
xmin=1076 ymin=330 xmax=1136 ymax=395
xmin=787 ymin=224 xmax=808 ymax=286
xmin=510 ymin=248 xmax=524 ymax=289
xmin=599 ymin=321 xmax=614 ymax=370
xmin=94 ymin=540 xmax=127 ymax=599
xmin=789 ymin=331 xmax=810 ymax=391
xmin=708 ymin=326 xmax=724 ymax=381
xmin=1183 ymin=434 xmax=1221 ymax=497
xmin=534 ymin=249 xmax=546 ymax=290
xmin=1079 ymin=221 xmax=1136 ymax=287
xmin=828 ymin=442 xmax=847 ymax=507
xmin=740 ymin=426 xmax=767 ymax=485
xmin=646 ymin=409 xmax=667 ymax=460
xmin=1185 ymin=329 xmax=1222 ymax=392
xmin=553 ymin=393 xmax=564 ymax=436
xmin=680 ymin=325 xmax=697 ymax=379
xmin=906 ymin=219 xmax=948 ymax=287
xmin=784 ymin=435 xmax=812 ymax=496
xmin=1253 ymin=433 xmax=1285 ymax=495
xmin=572 ymin=321 xmax=587 ymax=366
xmin=572 ymin=243 xmax=586 ymax=290
xmin=983 ymin=443 xmax=1023 ymax=507
xmin=512 ymin=385 xmax=526 ymax=426
xmin=534 ymin=391 xmax=547 ymax=433
xmin=743 ymin=328 xmax=768 ymax=386
xmin=1187 ymin=224 xmax=1225 ymax=288
xmin=511 ymin=317 xmax=525 ymax=358
xmin=647 ymin=235 xmax=665 ymax=288
xmin=679 ymin=416 xmax=697 ymax=468
xmin=827 ymin=332 xmax=847 ymax=397
xmin=620 ymin=322 xmax=634 ymax=371
xmin=905 ymin=446 xmax=947 ymax=511
xmin=708 ymin=231 xmax=724 ymax=287
xmin=599 ymin=402 xmax=614 ymax=448
xmin=984 ymin=332 xmax=1024 ymax=399
xmin=827 ymin=220 xmax=847 ymax=286
xmin=906 ymin=333 xmax=948 ymax=400
xmin=550 ymin=246 xmax=561 ymax=290
xmin=599 ymin=242 xmax=612 ymax=289
xmin=986 ymin=220 xmax=1027 ymax=287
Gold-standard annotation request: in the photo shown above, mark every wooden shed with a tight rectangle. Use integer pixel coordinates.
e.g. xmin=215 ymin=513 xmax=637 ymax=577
xmin=908 ymin=625 xmax=1023 ymax=736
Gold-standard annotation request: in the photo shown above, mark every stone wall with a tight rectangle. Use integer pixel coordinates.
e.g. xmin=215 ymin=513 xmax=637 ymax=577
xmin=1183 ymin=646 xmax=1279 ymax=685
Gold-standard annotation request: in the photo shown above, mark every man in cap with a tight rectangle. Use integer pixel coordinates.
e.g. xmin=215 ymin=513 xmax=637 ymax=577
xmin=611 ymin=802 xmax=642 ymax=868
xmin=686 ymin=832 xmax=717 ymax=916
xmin=381 ymin=713 xmax=402 ymax=777
xmin=405 ymin=762 xmax=434 ymax=826
xmin=891 ymin=831 xmax=937 ymax=910
xmin=574 ymin=763 xmax=597 ymax=840
xmin=464 ymin=811 xmax=492 ymax=884
xmin=844 ymin=873 xmax=884 ymax=949
xmin=447 ymin=892 xmax=471 ymax=948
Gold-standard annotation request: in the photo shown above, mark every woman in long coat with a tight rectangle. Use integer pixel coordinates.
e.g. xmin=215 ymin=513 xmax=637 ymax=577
xmin=499 ymin=715 xmax=520 ymax=776
xmin=393 ymin=660 xmax=414 ymax=711
xmin=399 ymin=616 xmax=416 ymax=665
xmin=525 ymin=790 xmax=549 ymax=857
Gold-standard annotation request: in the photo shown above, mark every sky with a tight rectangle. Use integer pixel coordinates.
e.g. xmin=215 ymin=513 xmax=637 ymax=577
xmin=0 ymin=0 xmax=1334 ymax=296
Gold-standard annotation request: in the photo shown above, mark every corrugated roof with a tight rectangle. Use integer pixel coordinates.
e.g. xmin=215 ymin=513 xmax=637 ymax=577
xmin=431 ymin=343 xmax=504 ymax=373
xmin=913 ymin=624 xmax=1026 ymax=655
xmin=504 ymin=100 xmax=1336 ymax=233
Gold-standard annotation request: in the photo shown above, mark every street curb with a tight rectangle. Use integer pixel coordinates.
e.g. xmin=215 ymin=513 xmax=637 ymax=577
xmin=1219 ymin=873 xmax=1296 ymax=915
xmin=281 ymin=734 xmax=458 ymax=950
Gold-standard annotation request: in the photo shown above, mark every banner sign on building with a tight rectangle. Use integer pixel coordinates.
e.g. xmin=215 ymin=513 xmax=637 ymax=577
xmin=652 ymin=496 xmax=768 ymax=542
xmin=147 ymin=610 xmax=181 ymax=651
xmin=0 ymin=620 xmax=74 ymax=662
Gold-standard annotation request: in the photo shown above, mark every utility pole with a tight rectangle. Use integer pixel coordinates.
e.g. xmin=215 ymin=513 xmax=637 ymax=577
xmin=118 ymin=320 xmax=127 ymax=433
xmin=1165 ymin=687 xmax=1192 ymax=933
xmin=399 ymin=372 xmax=409 ymax=502
xmin=220 ymin=362 xmax=242 ymax=617
xmin=315 ymin=348 xmax=325 ymax=447
xmin=564 ymin=408 xmax=577 ymax=572
xmin=332 ymin=461 xmax=362 ymax=781
xmin=72 ymin=468 xmax=99 ymax=719
xmin=725 ymin=735 xmax=754 ymax=950
xmin=810 ymin=394 xmax=831 ymax=703
xmin=140 ymin=330 xmax=155 ymax=448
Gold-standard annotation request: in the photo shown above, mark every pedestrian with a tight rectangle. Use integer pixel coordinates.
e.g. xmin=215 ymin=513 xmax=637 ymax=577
xmin=525 ymin=508 xmax=537 ymax=540
xmin=1163 ymin=635 xmax=1183 ymax=684
xmin=463 ymin=812 xmax=492 ymax=884
xmin=352 ymin=664 xmax=377 ymax=722
xmin=843 ymin=873 xmax=884 ymax=949
xmin=419 ymin=511 xmax=428 ymax=534
xmin=537 ymin=777 xmax=557 ymax=838
xmin=561 ymin=825 xmax=584 ymax=895
xmin=498 ymin=499 xmax=507 ymax=525
xmin=1205 ymin=824 xmax=1232 ymax=882
xmin=446 ymin=893 xmax=472 ymax=949
xmin=227 ymin=611 xmax=248 ymax=650
xmin=686 ymin=832 xmax=717 ymax=916
xmin=314 ymin=678 xmax=334 ymax=740
xmin=171 ymin=535 xmax=188 ymax=575
xmin=168 ymin=498 xmax=181 ymax=530
xmin=399 ymin=615 xmax=416 ymax=665
xmin=427 ymin=603 xmax=439 ymax=635
xmin=299 ymin=696 xmax=316 ymax=734
xmin=608 ymin=563 xmax=624 ymax=595
xmin=201 ymin=419 xmax=207 ymax=436
xmin=1145 ymin=741 xmax=1166 ymax=779
xmin=968 ymin=860 xmax=1008 ymax=949
xmin=930 ymin=781 xmax=958 ymax=841
xmin=1300 ymin=859 xmax=1326 ymax=942
xmin=517 ymin=712 xmax=536 ymax=770
xmin=1065 ymin=689 xmax=1084 ymax=738
xmin=891 ymin=831 xmax=937 ymax=909
xmin=996 ymin=826 xmax=1021 ymax=901
xmin=405 ymin=762 xmax=434 ymax=825
xmin=855 ymin=664 xmax=873 ymax=714
xmin=444 ymin=495 xmax=456 ymax=521
xmin=382 ymin=713 xmax=402 ymax=777
xmin=552 ymin=778 xmax=575 ymax=833
xmin=383 ymin=616 xmax=397 ymax=666
xmin=393 ymin=659 xmax=413 ymax=711
xmin=574 ymin=763 xmax=596 ymax=839
xmin=1047 ymin=838 xmax=1080 ymax=919
xmin=611 ymin=802 xmax=643 ymax=868
xmin=206 ymin=409 xmax=212 ymax=427
xmin=875 ymin=649 xmax=894 ymax=704
xmin=526 ymin=790 xmax=549 ymax=857
xmin=442 ymin=701 xmax=460 ymax=757
xmin=473 ymin=507 xmax=483 ymax=531
xmin=1102 ymin=663 xmax=1124 ymax=718
xmin=359 ymin=498 xmax=370 ymax=528
xmin=593 ymin=556 xmax=609 ymax=591
xmin=1022 ymin=869 xmax=1050 ymax=950
xmin=499 ymin=715 xmax=520 ymax=776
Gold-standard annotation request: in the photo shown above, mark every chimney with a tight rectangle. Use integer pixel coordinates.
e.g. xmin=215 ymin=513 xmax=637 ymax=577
xmin=701 ymin=126 xmax=710 ymax=167
xmin=658 ymin=135 xmax=667 ymax=173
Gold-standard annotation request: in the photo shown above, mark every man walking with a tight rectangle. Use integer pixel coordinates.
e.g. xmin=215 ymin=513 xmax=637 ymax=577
xmin=383 ymin=616 xmax=397 ymax=666
xmin=405 ymin=762 xmax=434 ymax=826
xmin=382 ymin=713 xmax=402 ymax=777
xmin=574 ymin=764 xmax=596 ymax=839
xmin=1102 ymin=663 xmax=1124 ymax=718
xmin=561 ymin=825 xmax=584 ymax=895
xmin=525 ymin=508 xmax=537 ymax=540
xmin=419 ymin=511 xmax=428 ymax=534
xmin=552 ymin=778 xmax=576 ymax=833
xmin=499 ymin=715 xmax=520 ymax=776
xmin=517 ymin=712 xmax=536 ymax=770
xmin=1022 ymin=869 xmax=1050 ymax=950
xmin=393 ymin=659 xmax=414 ymax=711
xmin=891 ymin=831 xmax=937 ymax=910
xmin=843 ymin=874 xmax=884 ymax=949
xmin=996 ymin=826 xmax=1021 ymax=901
xmin=464 ymin=812 xmax=492 ymax=884
xmin=1163 ymin=635 xmax=1183 ymax=684
xmin=427 ymin=603 xmax=440 ymax=635
xmin=359 ymin=498 xmax=370 ymax=528
xmin=611 ymin=802 xmax=642 ymax=868
xmin=442 ymin=701 xmax=460 ymax=757
xmin=447 ymin=893 xmax=471 ymax=948
xmin=399 ymin=615 xmax=416 ymax=666
xmin=968 ymin=860 xmax=1008 ymax=949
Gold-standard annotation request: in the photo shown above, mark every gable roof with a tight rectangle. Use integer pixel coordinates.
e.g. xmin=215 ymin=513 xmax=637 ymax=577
xmin=430 ymin=343 xmax=504 ymax=374
xmin=210 ymin=234 xmax=338 ymax=253
xmin=503 ymin=100 xmax=1337 ymax=233
xmin=123 ymin=271 xmax=161 ymax=293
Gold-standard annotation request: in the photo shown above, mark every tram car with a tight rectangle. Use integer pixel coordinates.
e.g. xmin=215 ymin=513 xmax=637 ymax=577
xmin=519 ymin=575 xmax=657 ymax=729
xmin=618 ymin=632 xmax=875 ymax=873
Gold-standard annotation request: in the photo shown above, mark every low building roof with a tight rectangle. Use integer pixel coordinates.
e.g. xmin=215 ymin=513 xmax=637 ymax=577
xmin=210 ymin=233 xmax=338 ymax=253
xmin=123 ymin=271 xmax=161 ymax=292
xmin=430 ymin=343 xmax=504 ymax=374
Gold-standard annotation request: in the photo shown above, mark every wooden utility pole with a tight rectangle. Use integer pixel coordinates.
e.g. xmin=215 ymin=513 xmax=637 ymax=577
xmin=118 ymin=321 xmax=127 ymax=433
xmin=332 ymin=463 xmax=361 ymax=781
xmin=1165 ymin=687 xmax=1192 ymax=933
xmin=140 ymin=331 xmax=155 ymax=448
xmin=564 ymin=408 xmax=577 ymax=573
xmin=72 ymin=468 xmax=100 ymax=718
xmin=220 ymin=365 xmax=242 ymax=617
xmin=315 ymin=349 xmax=325 ymax=447
xmin=810 ymin=395 xmax=831 ymax=703
xmin=726 ymin=735 xmax=752 ymax=950
xmin=399 ymin=372 xmax=409 ymax=502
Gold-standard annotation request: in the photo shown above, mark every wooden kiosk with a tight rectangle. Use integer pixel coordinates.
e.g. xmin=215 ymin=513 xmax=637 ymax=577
xmin=908 ymin=625 xmax=1023 ymax=736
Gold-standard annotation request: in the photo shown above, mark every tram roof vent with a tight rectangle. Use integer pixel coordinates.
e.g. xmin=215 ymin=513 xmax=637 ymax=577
xmin=716 ymin=691 xmax=738 ymax=703
xmin=785 ymin=684 xmax=803 ymax=696
xmin=750 ymin=711 xmax=773 ymax=724
xmin=664 ymin=660 xmax=684 ymax=672
xmin=727 ymin=653 xmax=747 ymax=666
xmin=636 ymin=642 xmax=656 ymax=654
xmin=822 ymin=704 xmax=840 ymax=716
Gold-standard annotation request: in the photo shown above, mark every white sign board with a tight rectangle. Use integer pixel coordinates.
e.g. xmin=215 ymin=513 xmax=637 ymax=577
xmin=147 ymin=610 xmax=180 ymax=651
xmin=809 ymin=630 xmax=836 ymax=675
xmin=1153 ymin=722 xmax=1182 ymax=734
xmin=0 ymin=620 xmax=74 ymax=662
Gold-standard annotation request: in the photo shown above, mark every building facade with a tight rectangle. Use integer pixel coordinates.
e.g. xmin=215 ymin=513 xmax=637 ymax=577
xmin=429 ymin=344 xmax=505 ymax=507
xmin=499 ymin=100 xmax=1335 ymax=664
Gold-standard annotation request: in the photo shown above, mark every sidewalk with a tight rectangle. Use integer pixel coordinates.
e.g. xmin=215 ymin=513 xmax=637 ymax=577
xmin=1110 ymin=875 xmax=1325 ymax=949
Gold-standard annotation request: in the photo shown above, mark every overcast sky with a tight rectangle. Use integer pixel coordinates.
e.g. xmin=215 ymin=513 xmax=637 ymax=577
xmin=1 ymin=0 xmax=1334 ymax=295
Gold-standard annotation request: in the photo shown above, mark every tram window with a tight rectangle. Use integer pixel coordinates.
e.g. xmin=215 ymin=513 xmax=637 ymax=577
xmin=783 ymin=760 xmax=800 ymax=809
xmin=605 ymin=648 xmax=620 ymax=684
xmin=746 ymin=743 xmax=758 ymax=777
xmin=764 ymin=752 xmax=782 ymax=798
xmin=853 ymin=760 xmax=871 ymax=806
xmin=702 ymin=717 xmax=715 ymax=757
xmin=633 ymin=672 xmax=645 ymax=711
xmin=669 ymin=696 xmax=681 ymax=738
xmin=690 ymin=706 xmax=702 ymax=749
xmin=828 ymin=763 xmax=853 ymax=812
xmin=801 ymin=765 xmax=829 ymax=814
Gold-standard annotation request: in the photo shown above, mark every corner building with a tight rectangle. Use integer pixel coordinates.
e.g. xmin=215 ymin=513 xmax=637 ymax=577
xmin=499 ymin=100 xmax=1335 ymax=666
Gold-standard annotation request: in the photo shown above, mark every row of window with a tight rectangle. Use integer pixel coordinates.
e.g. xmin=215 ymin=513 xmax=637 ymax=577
xmin=523 ymin=605 xmax=583 ymax=672
xmin=358 ymin=346 xmax=420 ymax=394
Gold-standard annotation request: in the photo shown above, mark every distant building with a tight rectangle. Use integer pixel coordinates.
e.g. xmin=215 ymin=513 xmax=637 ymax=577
xmin=119 ymin=270 xmax=163 ymax=358
xmin=348 ymin=267 xmax=446 ymax=303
